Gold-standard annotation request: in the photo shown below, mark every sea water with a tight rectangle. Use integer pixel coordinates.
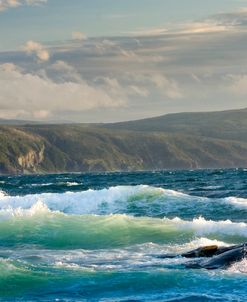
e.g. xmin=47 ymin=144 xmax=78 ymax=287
xmin=0 ymin=169 xmax=247 ymax=301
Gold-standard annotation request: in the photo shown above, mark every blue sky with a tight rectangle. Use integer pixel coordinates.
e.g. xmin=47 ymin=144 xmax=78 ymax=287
xmin=0 ymin=0 xmax=247 ymax=122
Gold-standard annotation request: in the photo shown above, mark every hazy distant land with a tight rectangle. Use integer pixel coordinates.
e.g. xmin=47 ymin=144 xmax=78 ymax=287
xmin=1 ymin=108 xmax=247 ymax=174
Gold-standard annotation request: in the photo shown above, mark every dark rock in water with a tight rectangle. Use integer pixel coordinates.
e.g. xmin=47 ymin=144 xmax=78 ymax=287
xmin=185 ymin=246 xmax=246 ymax=270
xmin=157 ymin=243 xmax=247 ymax=270
xmin=181 ymin=244 xmax=241 ymax=258
xmin=155 ymin=246 xmax=222 ymax=259
xmin=156 ymin=244 xmax=241 ymax=260
xmin=181 ymin=245 xmax=219 ymax=258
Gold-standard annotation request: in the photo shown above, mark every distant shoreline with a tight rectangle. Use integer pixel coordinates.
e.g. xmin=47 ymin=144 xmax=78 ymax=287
xmin=1 ymin=107 xmax=247 ymax=175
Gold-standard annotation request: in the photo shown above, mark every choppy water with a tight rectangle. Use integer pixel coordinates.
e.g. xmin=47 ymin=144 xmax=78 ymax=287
xmin=0 ymin=169 xmax=247 ymax=301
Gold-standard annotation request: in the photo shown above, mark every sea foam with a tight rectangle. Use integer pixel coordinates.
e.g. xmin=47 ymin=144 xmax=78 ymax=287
xmin=0 ymin=185 xmax=188 ymax=215
xmin=0 ymin=185 xmax=246 ymax=218
xmin=170 ymin=216 xmax=247 ymax=238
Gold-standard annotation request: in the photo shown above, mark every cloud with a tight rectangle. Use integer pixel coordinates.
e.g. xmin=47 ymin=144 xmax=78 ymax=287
xmin=0 ymin=0 xmax=20 ymax=11
xmin=1 ymin=8 xmax=247 ymax=121
xmin=94 ymin=76 xmax=149 ymax=99
xmin=0 ymin=0 xmax=46 ymax=11
xmin=180 ymin=21 xmax=228 ymax=34
xmin=46 ymin=60 xmax=82 ymax=83
xmin=72 ymin=31 xmax=87 ymax=41
xmin=23 ymin=40 xmax=50 ymax=61
xmin=127 ymin=21 xmax=229 ymax=37
xmin=150 ymin=74 xmax=183 ymax=99
xmin=120 ymin=72 xmax=183 ymax=100
xmin=0 ymin=63 xmax=126 ymax=120
xmin=227 ymin=74 xmax=247 ymax=95
xmin=127 ymin=27 xmax=168 ymax=36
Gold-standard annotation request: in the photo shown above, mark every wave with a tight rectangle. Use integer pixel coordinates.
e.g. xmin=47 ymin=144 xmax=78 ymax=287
xmin=0 ymin=185 xmax=247 ymax=222
xmin=0 ymin=238 xmax=230 ymax=275
xmin=1 ymin=254 xmax=245 ymax=302
xmin=0 ymin=185 xmax=188 ymax=215
xmin=0 ymin=203 xmax=246 ymax=249
xmin=224 ymin=197 xmax=247 ymax=209
xmin=171 ymin=216 xmax=247 ymax=238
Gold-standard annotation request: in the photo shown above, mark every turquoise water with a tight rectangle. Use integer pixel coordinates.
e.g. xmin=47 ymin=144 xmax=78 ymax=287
xmin=0 ymin=169 xmax=247 ymax=301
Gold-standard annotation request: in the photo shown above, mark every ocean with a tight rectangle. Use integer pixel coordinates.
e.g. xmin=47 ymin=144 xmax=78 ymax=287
xmin=0 ymin=169 xmax=247 ymax=301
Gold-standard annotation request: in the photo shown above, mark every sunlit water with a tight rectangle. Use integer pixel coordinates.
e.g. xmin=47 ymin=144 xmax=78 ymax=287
xmin=0 ymin=169 xmax=247 ymax=301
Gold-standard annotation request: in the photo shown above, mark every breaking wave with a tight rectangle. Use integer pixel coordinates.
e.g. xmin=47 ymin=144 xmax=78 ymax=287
xmin=0 ymin=201 xmax=245 ymax=249
xmin=0 ymin=185 xmax=247 ymax=221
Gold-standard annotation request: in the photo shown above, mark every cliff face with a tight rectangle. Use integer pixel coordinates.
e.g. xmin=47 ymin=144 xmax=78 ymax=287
xmin=1 ymin=108 xmax=247 ymax=174
xmin=0 ymin=127 xmax=45 ymax=174
xmin=17 ymin=145 xmax=45 ymax=172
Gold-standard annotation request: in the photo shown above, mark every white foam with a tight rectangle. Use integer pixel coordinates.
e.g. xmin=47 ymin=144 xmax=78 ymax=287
xmin=66 ymin=182 xmax=80 ymax=186
xmin=0 ymin=200 xmax=52 ymax=220
xmin=31 ymin=183 xmax=54 ymax=187
xmin=0 ymin=185 xmax=187 ymax=215
xmin=224 ymin=197 xmax=247 ymax=209
xmin=179 ymin=237 xmax=229 ymax=251
xmin=202 ymin=186 xmax=223 ymax=190
xmin=228 ymin=258 xmax=247 ymax=274
xmin=3 ymin=238 xmax=232 ymax=272
xmin=0 ymin=185 xmax=247 ymax=219
xmin=171 ymin=216 xmax=247 ymax=238
xmin=0 ymin=191 xmax=6 ymax=198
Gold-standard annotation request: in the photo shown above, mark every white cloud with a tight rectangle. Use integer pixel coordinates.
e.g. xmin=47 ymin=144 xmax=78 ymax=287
xmin=129 ymin=27 xmax=168 ymax=36
xmin=128 ymin=17 xmax=234 ymax=37
xmin=95 ymin=76 xmax=149 ymax=99
xmin=0 ymin=0 xmax=46 ymax=11
xmin=0 ymin=0 xmax=20 ymax=11
xmin=124 ymin=73 xmax=183 ymax=100
xmin=0 ymin=63 xmax=125 ymax=120
xmin=227 ymin=74 xmax=247 ymax=95
xmin=150 ymin=74 xmax=183 ymax=99
xmin=23 ymin=40 xmax=50 ymax=61
xmin=180 ymin=21 xmax=229 ymax=34
xmin=2 ymin=8 xmax=247 ymax=121
xmin=128 ymin=85 xmax=149 ymax=97
xmin=47 ymin=60 xmax=82 ymax=83
xmin=72 ymin=31 xmax=87 ymax=41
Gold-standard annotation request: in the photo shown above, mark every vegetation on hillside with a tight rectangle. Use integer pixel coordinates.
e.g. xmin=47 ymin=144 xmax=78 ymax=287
xmin=1 ymin=108 xmax=247 ymax=174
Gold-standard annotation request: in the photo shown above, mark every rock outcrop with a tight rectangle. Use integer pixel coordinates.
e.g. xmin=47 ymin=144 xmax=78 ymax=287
xmin=17 ymin=145 xmax=45 ymax=172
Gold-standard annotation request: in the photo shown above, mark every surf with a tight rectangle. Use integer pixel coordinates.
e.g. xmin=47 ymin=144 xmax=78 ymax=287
xmin=0 ymin=202 xmax=246 ymax=249
xmin=1 ymin=171 xmax=247 ymax=301
xmin=1 ymin=185 xmax=247 ymax=229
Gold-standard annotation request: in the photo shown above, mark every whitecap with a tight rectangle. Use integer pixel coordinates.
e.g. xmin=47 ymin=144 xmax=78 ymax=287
xmin=0 ymin=185 xmax=188 ymax=216
xmin=171 ymin=216 xmax=247 ymax=238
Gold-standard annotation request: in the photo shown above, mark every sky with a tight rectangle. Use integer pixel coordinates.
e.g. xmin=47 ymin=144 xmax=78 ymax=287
xmin=0 ymin=0 xmax=247 ymax=122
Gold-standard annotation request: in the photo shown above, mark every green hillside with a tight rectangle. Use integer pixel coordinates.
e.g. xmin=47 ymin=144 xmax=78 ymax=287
xmin=1 ymin=108 xmax=247 ymax=174
xmin=102 ymin=108 xmax=247 ymax=142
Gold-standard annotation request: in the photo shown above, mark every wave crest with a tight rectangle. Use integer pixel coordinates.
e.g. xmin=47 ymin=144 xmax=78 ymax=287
xmin=0 ymin=185 xmax=247 ymax=219
xmin=0 ymin=185 xmax=188 ymax=215
xmin=0 ymin=210 xmax=246 ymax=249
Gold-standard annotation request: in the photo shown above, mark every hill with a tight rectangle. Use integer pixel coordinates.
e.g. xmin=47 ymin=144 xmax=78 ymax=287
xmin=102 ymin=108 xmax=247 ymax=142
xmin=1 ymin=108 xmax=247 ymax=174
xmin=0 ymin=119 xmax=41 ymax=125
